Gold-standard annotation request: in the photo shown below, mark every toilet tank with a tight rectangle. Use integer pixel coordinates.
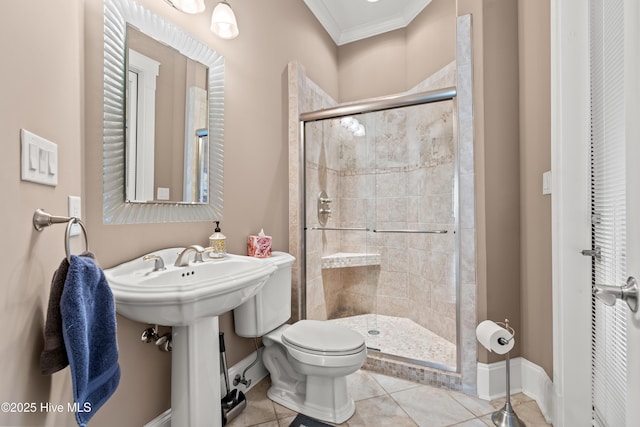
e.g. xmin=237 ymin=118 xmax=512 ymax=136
xmin=233 ymin=251 xmax=295 ymax=337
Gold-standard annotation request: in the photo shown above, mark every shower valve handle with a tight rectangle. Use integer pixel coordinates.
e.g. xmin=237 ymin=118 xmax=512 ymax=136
xmin=317 ymin=191 xmax=332 ymax=226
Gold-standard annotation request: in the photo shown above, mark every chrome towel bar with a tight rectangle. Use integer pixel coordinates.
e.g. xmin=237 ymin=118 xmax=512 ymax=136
xmin=33 ymin=209 xmax=89 ymax=262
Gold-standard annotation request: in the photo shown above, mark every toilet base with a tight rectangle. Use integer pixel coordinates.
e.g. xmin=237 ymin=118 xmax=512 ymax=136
xmin=261 ymin=334 xmax=361 ymax=424
xmin=266 ymin=375 xmax=356 ymax=424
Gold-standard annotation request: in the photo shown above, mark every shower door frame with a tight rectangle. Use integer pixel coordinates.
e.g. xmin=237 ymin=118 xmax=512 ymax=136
xmin=298 ymin=86 xmax=461 ymax=372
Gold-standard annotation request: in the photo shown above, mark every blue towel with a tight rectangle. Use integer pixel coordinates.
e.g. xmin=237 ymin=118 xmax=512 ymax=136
xmin=61 ymin=255 xmax=120 ymax=427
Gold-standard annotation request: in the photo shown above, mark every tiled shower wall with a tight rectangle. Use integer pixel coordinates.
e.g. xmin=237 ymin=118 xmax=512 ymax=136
xmin=287 ymin=63 xmax=338 ymax=322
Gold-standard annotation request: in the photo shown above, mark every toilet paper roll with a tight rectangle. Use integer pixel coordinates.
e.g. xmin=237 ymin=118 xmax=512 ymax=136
xmin=476 ymin=320 xmax=514 ymax=355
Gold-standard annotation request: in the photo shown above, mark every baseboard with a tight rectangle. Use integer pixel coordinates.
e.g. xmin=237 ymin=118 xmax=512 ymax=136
xmin=520 ymin=358 xmax=554 ymax=423
xmin=477 ymin=357 xmax=523 ymax=401
xmin=477 ymin=357 xmax=553 ymax=424
xmin=143 ymin=349 xmax=267 ymax=427
xmin=143 ymin=409 xmax=171 ymax=427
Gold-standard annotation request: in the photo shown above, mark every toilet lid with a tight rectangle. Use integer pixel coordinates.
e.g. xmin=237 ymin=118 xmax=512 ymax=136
xmin=281 ymin=320 xmax=365 ymax=355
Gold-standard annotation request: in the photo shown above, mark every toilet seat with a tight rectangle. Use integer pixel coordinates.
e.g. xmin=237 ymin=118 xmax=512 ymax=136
xmin=281 ymin=320 xmax=365 ymax=356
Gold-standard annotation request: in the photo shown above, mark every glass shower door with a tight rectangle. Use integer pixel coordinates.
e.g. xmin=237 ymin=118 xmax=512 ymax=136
xmin=368 ymin=101 xmax=457 ymax=368
xmin=303 ymin=98 xmax=458 ymax=371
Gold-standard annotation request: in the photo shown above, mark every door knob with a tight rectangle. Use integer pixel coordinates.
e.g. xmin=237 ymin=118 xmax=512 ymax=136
xmin=592 ymin=276 xmax=639 ymax=313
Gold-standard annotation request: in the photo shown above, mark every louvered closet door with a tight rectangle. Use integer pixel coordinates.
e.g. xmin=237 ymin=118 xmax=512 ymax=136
xmin=589 ymin=0 xmax=640 ymax=426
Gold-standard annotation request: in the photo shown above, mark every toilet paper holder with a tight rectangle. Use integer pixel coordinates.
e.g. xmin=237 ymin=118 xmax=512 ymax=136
xmin=488 ymin=318 xmax=525 ymax=427
xmin=494 ymin=320 xmax=515 ymax=346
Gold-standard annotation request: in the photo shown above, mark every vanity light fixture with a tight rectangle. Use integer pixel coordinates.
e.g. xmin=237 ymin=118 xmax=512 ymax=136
xmin=164 ymin=0 xmax=240 ymax=40
xmin=211 ymin=1 xmax=240 ymax=39
xmin=164 ymin=0 xmax=205 ymax=14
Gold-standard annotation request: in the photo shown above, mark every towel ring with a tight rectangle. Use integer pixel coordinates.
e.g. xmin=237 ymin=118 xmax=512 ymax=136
xmin=65 ymin=218 xmax=89 ymax=263
xmin=33 ymin=209 xmax=90 ymax=263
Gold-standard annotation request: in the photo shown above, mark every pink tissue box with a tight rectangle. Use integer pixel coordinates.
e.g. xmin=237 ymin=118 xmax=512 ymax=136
xmin=247 ymin=234 xmax=272 ymax=258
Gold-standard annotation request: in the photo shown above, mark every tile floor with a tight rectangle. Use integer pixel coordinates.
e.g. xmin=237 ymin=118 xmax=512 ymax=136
xmin=226 ymin=369 xmax=552 ymax=427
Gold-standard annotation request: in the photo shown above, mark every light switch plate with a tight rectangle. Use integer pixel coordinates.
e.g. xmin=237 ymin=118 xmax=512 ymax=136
xmin=20 ymin=129 xmax=58 ymax=186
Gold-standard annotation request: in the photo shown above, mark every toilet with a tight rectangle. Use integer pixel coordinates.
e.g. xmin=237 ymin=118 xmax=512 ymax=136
xmin=233 ymin=252 xmax=367 ymax=424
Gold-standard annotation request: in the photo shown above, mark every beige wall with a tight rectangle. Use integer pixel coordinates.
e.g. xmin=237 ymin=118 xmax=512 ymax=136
xmin=338 ymin=29 xmax=408 ymax=102
xmin=477 ymin=0 xmax=523 ymax=365
xmin=407 ymin=0 xmax=457 ymax=89
xmin=517 ymin=0 xmax=552 ymax=376
xmin=338 ymin=0 xmax=455 ymax=103
xmin=0 ymin=1 xmax=84 ymax=426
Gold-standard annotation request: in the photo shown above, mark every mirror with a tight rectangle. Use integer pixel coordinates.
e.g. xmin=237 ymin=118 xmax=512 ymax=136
xmin=104 ymin=0 xmax=224 ymax=224
xmin=126 ymin=26 xmax=210 ymax=204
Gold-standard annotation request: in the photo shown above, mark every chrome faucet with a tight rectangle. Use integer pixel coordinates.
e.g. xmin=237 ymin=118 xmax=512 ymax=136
xmin=174 ymin=245 xmax=206 ymax=267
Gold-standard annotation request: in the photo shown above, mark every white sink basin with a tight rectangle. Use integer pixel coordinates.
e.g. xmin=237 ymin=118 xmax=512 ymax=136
xmin=105 ymin=247 xmax=277 ymax=426
xmin=104 ymin=247 xmax=277 ymax=326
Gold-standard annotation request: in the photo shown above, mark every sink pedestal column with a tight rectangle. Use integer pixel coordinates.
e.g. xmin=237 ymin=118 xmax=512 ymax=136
xmin=171 ymin=316 xmax=221 ymax=427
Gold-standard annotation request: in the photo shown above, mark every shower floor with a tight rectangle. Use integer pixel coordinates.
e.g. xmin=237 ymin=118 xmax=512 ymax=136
xmin=329 ymin=314 xmax=456 ymax=369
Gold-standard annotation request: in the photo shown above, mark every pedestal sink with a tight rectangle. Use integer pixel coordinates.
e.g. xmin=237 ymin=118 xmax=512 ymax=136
xmin=104 ymin=248 xmax=276 ymax=427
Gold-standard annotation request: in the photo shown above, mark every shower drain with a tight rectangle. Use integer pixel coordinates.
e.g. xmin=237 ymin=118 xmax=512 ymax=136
xmin=368 ymin=329 xmax=380 ymax=335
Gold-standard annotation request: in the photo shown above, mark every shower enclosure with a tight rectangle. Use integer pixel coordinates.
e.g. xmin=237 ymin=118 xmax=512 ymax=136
xmin=300 ymin=88 xmax=459 ymax=372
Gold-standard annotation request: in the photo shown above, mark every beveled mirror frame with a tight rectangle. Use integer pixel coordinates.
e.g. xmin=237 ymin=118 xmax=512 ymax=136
xmin=103 ymin=0 xmax=224 ymax=224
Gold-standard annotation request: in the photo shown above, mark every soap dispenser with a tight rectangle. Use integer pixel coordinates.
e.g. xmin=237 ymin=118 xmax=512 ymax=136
xmin=209 ymin=221 xmax=227 ymax=258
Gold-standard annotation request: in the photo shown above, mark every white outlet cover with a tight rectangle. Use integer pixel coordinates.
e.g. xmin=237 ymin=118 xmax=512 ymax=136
xmin=543 ymin=170 xmax=552 ymax=195
xmin=68 ymin=196 xmax=82 ymax=237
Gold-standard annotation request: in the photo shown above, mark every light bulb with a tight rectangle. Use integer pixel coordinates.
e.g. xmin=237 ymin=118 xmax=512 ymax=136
xmin=211 ymin=2 xmax=239 ymax=39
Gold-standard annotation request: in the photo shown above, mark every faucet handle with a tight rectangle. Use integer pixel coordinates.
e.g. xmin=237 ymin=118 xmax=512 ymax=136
xmin=143 ymin=254 xmax=166 ymax=271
